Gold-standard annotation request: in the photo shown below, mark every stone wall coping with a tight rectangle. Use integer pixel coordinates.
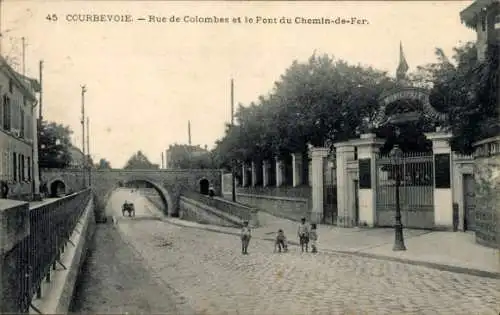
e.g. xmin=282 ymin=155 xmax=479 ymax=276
xmin=213 ymin=196 xmax=255 ymax=210
xmin=0 ymin=199 xmax=28 ymax=210
xmin=0 ymin=201 xmax=30 ymax=254
xmin=180 ymin=196 xmax=242 ymax=225
xmin=473 ymin=135 xmax=500 ymax=147
xmin=237 ymin=192 xmax=308 ymax=203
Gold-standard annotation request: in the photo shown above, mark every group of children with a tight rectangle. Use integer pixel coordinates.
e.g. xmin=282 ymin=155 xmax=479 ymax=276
xmin=240 ymin=217 xmax=318 ymax=255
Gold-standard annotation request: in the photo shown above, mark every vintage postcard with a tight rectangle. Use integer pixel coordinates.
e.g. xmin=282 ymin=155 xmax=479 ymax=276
xmin=0 ymin=0 xmax=498 ymax=314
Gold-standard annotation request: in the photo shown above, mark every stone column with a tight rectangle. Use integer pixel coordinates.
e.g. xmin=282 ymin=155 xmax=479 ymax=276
xmin=262 ymin=160 xmax=270 ymax=187
xmin=334 ymin=141 xmax=356 ymax=227
xmin=0 ymin=201 xmax=30 ymax=313
xmin=351 ymin=133 xmax=385 ymax=227
xmin=425 ymin=131 xmax=454 ymax=230
xmin=251 ymin=161 xmax=257 ymax=187
xmin=292 ymin=152 xmax=303 ymax=187
xmin=241 ymin=163 xmax=248 ymax=187
xmin=311 ymin=147 xmax=329 ymax=224
xmin=275 ymin=157 xmax=284 ymax=187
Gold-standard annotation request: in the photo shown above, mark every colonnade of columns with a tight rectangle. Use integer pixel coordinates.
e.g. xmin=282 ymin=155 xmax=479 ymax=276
xmin=240 ymin=153 xmax=308 ymax=188
xmin=237 ymin=130 xmax=455 ymax=229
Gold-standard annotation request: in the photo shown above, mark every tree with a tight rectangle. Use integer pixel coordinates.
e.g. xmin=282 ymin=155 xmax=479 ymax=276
xmin=96 ymin=158 xmax=112 ymax=169
xmin=412 ymin=42 xmax=499 ymax=154
xmin=213 ymin=52 xmax=396 ymax=163
xmin=123 ymin=150 xmax=159 ymax=169
xmin=39 ymin=121 xmax=73 ymax=168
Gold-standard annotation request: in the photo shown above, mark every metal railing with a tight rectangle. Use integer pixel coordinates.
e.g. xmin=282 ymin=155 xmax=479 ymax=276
xmin=7 ymin=189 xmax=91 ymax=313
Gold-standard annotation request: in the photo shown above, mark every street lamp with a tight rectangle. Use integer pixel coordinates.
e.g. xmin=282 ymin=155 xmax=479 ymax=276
xmin=390 ymin=144 xmax=406 ymax=251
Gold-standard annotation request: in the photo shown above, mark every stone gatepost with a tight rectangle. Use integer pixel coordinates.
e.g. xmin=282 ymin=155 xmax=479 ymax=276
xmin=291 ymin=152 xmax=303 ymax=187
xmin=275 ymin=157 xmax=285 ymax=187
xmin=262 ymin=160 xmax=270 ymax=187
xmin=251 ymin=161 xmax=258 ymax=187
xmin=311 ymin=147 xmax=329 ymax=224
xmin=0 ymin=200 xmax=30 ymax=313
xmin=351 ymin=133 xmax=385 ymax=227
xmin=425 ymin=131 xmax=454 ymax=230
xmin=334 ymin=141 xmax=356 ymax=227
xmin=241 ymin=163 xmax=249 ymax=187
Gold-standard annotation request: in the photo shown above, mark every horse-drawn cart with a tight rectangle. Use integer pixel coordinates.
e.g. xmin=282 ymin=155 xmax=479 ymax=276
xmin=122 ymin=201 xmax=135 ymax=217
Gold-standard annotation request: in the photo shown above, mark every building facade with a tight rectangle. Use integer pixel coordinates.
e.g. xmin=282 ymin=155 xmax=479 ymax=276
xmin=461 ymin=0 xmax=500 ymax=248
xmin=165 ymin=144 xmax=209 ymax=169
xmin=0 ymin=56 xmax=39 ymax=199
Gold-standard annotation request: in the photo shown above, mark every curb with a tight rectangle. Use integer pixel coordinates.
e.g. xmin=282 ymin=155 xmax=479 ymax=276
xmin=162 ymin=218 xmax=500 ymax=280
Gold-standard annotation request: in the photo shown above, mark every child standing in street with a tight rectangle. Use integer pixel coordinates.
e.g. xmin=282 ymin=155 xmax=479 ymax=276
xmin=240 ymin=220 xmax=251 ymax=255
xmin=297 ymin=217 xmax=310 ymax=252
xmin=274 ymin=229 xmax=288 ymax=253
xmin=309 ymin=223 xmax=318 ymax=253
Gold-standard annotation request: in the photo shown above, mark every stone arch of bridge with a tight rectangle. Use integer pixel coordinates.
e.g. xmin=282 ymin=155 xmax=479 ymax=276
xmin=101 ymin=178 xmax=174 ymax=218
xmin=48 ymin=177 xmax=67 ymax=197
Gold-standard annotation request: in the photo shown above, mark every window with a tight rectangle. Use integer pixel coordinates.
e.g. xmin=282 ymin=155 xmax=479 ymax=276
xmin=27 ymin=156 xmax=31 ymax=181
xmin=3 ymin=95 xmax=11 ymax=131
xmin=8 ymin=79 xmax=13 ymax=94
xmin=20 ymin=109 xmax=25 ymax=138
xmin=12 ymin=153 xmax=17 ymax=182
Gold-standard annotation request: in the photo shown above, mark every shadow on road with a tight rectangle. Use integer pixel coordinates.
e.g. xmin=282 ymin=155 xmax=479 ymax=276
xmin=69 ymin=224 xmax=189 ymax=314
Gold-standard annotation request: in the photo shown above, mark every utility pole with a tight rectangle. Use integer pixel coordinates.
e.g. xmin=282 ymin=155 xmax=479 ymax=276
xmin=22 ymin=37 xmax=26 ymax=76
xmin=81 ymin=85 xmax=87 ymax=188
xmin=161 ymin=151 xmax=164 ymax=169
xmin=86 ymin=117 xmax=91 ymax=186
xmin=0 ymin=0 xmax=3 ymax=56
xmin=39 ymin=61 xmax=43 ymax=120
xmin=231 ymin=78 xmax=236 ymax=202
xmin=32 ymin=60 xmax=43 ymax=201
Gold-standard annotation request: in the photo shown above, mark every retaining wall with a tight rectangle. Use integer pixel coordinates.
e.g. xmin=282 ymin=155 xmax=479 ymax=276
xmin=30 ymin=197 xmax=95 ymax=314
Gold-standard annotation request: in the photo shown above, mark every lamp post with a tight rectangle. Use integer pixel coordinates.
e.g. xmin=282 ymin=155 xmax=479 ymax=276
xmin=390 ymin=144 xmax=406 ymax=251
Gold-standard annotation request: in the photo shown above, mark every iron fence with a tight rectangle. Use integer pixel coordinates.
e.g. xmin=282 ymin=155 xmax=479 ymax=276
xmin=376 ymin=152 xmax=434 ymax=228
xmin=5 ymin=189 xmax=91 ymax=313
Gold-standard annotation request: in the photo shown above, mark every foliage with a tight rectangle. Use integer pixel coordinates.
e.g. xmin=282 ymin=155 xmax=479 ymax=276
xmin=213 ymin=53 xmax=397 ymax=165
xmin=166 ymin=144 xmax=217 ymax=169
xmin=413 ymin=42 xmax=499 ymax=154
xmin=213 ymin=41 xmax=498 ymax=162
xmin=39 ymin=120 xmax=73 ymax=168
xmin=123 ymin=150 xmax=159 ymax=169
xmin=96 ymin=158 xmax=112 ymax=169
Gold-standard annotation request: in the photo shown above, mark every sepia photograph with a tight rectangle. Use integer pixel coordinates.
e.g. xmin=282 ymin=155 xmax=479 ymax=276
xmin=0 ymin=0 xmax=498 ymax=314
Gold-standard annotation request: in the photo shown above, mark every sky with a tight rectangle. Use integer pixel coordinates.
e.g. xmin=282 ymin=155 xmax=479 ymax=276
xmin=1 ymin=1 xmax=476 ymax=168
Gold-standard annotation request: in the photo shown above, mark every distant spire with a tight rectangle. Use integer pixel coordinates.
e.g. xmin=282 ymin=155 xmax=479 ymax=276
xmin=396 ymin=41 xmax=409 ymax=81
xmin=188 ymin=120 xmax=191 ymax=145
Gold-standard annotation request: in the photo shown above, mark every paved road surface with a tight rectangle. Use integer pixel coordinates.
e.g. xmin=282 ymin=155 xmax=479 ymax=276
xmin=74 ymin=189 xmax=500 ymax=315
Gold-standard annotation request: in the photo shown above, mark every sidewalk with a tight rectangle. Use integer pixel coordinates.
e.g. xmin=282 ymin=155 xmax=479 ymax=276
xmin=163 ymin=210 xmax=500 ymax=279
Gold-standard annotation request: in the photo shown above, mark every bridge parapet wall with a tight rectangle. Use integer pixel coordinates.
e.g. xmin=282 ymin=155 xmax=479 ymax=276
xmin=41 ymin=168 xmax=222 ymax=221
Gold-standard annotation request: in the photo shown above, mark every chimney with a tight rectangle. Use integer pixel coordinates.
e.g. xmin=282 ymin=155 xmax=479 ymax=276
xmin=188 ymin=120 xmax=192 ymax=145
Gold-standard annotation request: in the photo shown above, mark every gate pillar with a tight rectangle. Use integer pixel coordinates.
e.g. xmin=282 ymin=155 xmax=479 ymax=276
xmin=241 ymin=162 xmax=249 ymax=187
xmin=291 ymin=152 xmax=303 ymax=187
xmin=351 ymin=133 xmax=385 ymax=227
xmin=262 ymin=160 xmax=270 ymax=187
xmin=311 ymin=147 xmax=329 ymax=224
xmin=275 ymin=157 xmax=285 ymax=187
xmin=251 ymin=161 xmax=258 ymax=187
xmin=334 ymin=141 xmax=356 ymax=227
xmin=425 ymin=131 xmax=454 ymax=230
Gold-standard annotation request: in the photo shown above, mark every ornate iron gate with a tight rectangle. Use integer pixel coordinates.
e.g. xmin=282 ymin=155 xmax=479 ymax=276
xmin=323 ymin=160 xmax=337 ymax=225
xmin=375 ymin=151 xmax=434 ymax=228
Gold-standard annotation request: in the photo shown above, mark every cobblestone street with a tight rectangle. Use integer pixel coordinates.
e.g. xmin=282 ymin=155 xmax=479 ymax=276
xmin=70 ymin=190 xmax=499 ymax=315
xmin=118 ymin=219 xmax=499 ymax=315
xmin=69 ymin=224 xmax=193 ymax=315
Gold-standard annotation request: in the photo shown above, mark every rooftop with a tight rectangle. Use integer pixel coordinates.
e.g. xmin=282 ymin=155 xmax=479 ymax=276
xmin=460 ymin=0 xmax=500 ymax=28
